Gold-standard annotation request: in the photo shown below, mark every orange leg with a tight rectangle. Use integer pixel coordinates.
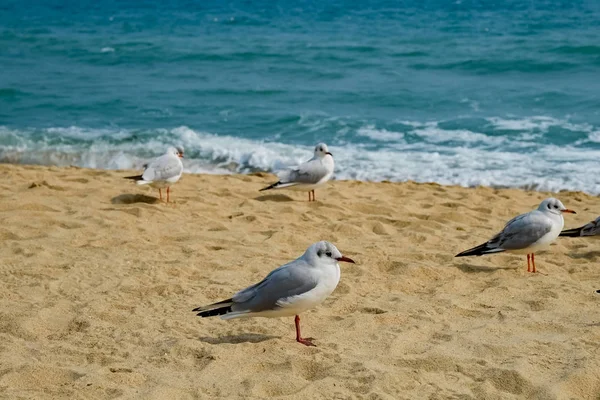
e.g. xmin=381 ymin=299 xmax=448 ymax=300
xmin=167 ymin=187 xmax=170 ymax=203
xmin=531 ymin=253 xmax=536 ymax=273
xmin=159 ymin=188 xmax=163 ymax=201
xmin=527 ymin=253 xmax=531 ymax=272
xmin=311 ymin=190 xmax=316 ymax=201
xmin=295 ymin=315 xmax=315 ymax=347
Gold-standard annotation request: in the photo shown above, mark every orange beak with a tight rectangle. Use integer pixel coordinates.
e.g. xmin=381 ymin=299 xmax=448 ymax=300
xmin=336 ymin=256 xmax=355 ymax=264
xmin=562 ymin=209 xmax=576 ymax=214
xmin=178 ymin=153 xmax=184 ymax=158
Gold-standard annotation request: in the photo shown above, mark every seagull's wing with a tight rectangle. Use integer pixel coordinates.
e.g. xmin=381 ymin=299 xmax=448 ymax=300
xmin=279 ymin=158 xmax=329 ymax=185
xmin=489 ymin=211 xmax=554 ymax=250
xmin=142 ymin=154 xmax=182 ymax=182
xmin=227 ymin=259 xmax=318 ymax=315
xmin=561 ymin=216 xmax=600 ymax=237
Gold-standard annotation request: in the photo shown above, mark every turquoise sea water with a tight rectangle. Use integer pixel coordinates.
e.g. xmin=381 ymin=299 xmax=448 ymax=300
xmin=1 ymin=1 xmax=600 ymax=192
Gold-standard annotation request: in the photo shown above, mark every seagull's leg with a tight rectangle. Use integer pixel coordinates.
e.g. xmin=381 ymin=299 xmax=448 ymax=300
xmin=527 ymin=254 xmax=531 ymax=272
xmin=294 ymin=315 xmax=316 ymax=347
xmin=167 ymin=187 xmax=170 ymax=203
xmin=159 ymin=189 xmax=163 ymax=201
xmin=308 ymin=191 xmax=311 ymax=201
xmin=531 ymin=253 xmax=536 ymax=273
xmin=312 ymin=190 xmax=316 ymax=201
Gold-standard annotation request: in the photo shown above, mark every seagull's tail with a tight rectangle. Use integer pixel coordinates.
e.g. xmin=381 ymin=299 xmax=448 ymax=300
xmin=455 ymin=242 xmax=505 ymax=257
xmin=193 ymin=298 xmax=233 ymax=318
xmin=559 ymin=226 xmax=583 ymax=237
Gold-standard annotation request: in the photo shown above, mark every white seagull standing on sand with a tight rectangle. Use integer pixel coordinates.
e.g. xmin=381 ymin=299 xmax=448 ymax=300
xmin=560 ymin=216 xmax=600 ymax=237
xmin=455 ymin=198 xmax=576 ymax=273
xmin=192 ymin=241 xmax=355 ymax=346
xmin=259 ymin=143 xmax=334 ymax=202
xmin=124 ymin=146 xmax=184 ymax=203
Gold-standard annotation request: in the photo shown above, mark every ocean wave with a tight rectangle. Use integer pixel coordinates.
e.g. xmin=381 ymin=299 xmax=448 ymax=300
xmin=410 ymin=59 xmax=579 ymax=74
xmin=2 ymin=124 xmax=600 ymax=194
xmin=486 ymin=116 xmax=594 ymax=133
xmin=356 ymin=126 xmax=404 ymax=142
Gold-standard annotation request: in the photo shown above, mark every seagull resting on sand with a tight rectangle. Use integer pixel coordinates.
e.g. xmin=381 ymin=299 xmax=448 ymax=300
xmin=192 ymin=241 xmax=355 ymax=346
xmin=124 ymin=146 xmax=184 ymax=202
xmin=455 ymin=198 xmax=575 ymax=273
xmin=259 ymin=143 xmax=334 ymax=202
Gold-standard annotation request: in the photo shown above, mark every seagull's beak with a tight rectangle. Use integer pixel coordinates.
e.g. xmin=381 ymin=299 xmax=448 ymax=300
xmin=326 ymin=152 xmax=333 ymax=156
xmin=178 ymin=153 xmax=184 ymax=158
xmin=336 ymin=256 xmax=355 ymax=264
xmin=561 ymin=209 xmax=576 ymax=214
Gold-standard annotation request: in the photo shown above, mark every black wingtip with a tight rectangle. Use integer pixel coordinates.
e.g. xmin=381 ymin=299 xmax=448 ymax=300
xmin=124 ymin=174 xmax=143 ymax=181
xmin=596 ymin=289 xmax=600 ymax=294
xmin=192 ymin=298 xmax=234 ymax=316
xmin=195 ymin=306 xmax=232 ymax=318
xmin=455 ymin=242 xmax=489 ymax=257
xmin=559 ymin=228 xmax=582 ymax=237
xmin=259 ymin=182 xmax=279 ymax=192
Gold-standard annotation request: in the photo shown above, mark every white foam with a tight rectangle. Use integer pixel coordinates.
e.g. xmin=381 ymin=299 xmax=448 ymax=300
xmin=356 ymin=126 xmax=404 ymax=141
xmin=409 ymin=123 xmax=505 ymax=145
xmin=487 ymin=116 xmax=594 ymax=133
xmin=2 ymin=124 xmax=600 ymax=194
xmin=101 ymin=47 xmax=115 ymax=53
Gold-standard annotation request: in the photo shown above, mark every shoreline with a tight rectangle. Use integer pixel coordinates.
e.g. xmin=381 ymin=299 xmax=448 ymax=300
xmin=2 ymin=161 xmax=597 ymax=197
xmin=1 ymin=163 xmax=599 ymax=399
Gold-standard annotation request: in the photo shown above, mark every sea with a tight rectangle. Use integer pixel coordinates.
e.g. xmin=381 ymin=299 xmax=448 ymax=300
xmin=1 ymin=0 xmax=600 ymax=193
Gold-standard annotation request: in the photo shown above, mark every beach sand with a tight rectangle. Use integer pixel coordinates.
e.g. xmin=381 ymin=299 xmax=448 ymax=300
xmin=1 ymin=163 xmax=599 ymax=399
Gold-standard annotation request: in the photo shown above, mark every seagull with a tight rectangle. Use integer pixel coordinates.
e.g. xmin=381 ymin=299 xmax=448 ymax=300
xmin=259 ymin=143 xmax=334 ymax=202
xmin=124 ymin=146 xmax=184 ymax=203
xmin=455 ymin=198 xmax=576 ymax=273
xmin=560 ymin=216 xmax=600 ymax=237
xmin=192 ymin=241 xmax=355 ymax=346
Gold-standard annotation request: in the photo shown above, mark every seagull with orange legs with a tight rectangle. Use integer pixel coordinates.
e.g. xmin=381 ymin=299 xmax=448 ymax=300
xmin=124 ymin=146 xmax=184 ymax=203
xmin=455 ymin=198 xmax=576 ymax=273
xmin=259 ymin=143 xmax=334 ymax=202
xmin=192 ymin=241 xmax=354 ymax=346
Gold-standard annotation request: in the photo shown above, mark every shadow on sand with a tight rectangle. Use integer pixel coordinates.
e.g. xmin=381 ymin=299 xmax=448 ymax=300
xmin=254 ymin=194 xmax=294 ymax=202
xmin=111 ymin=194 xmax=159 ymax=205
xmin=454 ymin=263 xmax=518 ymax=273
xmin=567 ymin=251 xmax=600 ymax=260
xmin=198 ymin=333 xmax=278 ymax=345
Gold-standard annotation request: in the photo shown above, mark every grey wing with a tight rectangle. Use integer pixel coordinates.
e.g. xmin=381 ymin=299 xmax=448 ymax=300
xmin=581 ymin=217 xmax=600 ymax=236
xmin=489 ymin=211 xmax=553 ymax=250
xmin=279 ymin=159 xmax=329 ymax=185
xmin=231 ymin=260 xmax=318 ymax=313
xmin=142 ymin=155 xmax=182 ymax=181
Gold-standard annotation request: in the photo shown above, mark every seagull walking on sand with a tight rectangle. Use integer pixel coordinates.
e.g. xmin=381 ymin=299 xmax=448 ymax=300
xmin=455 ymin=198 xmax=576 ymax=273
xmin=124 ymin=146 xmax=184 ymax=203
xmin=192 ymin=241 xmax=355 ymax=346
xmin=560 ymin=216 xmax=600 ymax=237
xmin=259 ymin=143 xmax=334 ymax=202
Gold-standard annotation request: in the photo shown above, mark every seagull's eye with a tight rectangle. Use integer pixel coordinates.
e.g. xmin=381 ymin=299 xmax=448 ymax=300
xmin=547 ymin=204 xmax=552 ymax=209
xmin=325 ymin=251 xmax=332 ymax=257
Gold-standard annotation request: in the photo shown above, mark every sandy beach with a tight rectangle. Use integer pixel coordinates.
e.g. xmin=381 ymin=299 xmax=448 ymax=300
xmin=1 ymin=163 xmax=599 ymax=399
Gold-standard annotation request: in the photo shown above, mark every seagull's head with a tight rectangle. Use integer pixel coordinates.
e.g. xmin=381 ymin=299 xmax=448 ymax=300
xmin=167 ymin=146 xmax=184 ymax=158
xmin=538 ymin=197 xmax=575 ymax=216
xmin=305 ymin=241 xmax=355 ymax=266
xmin=314 ymin=143 xmax=332 ymax=159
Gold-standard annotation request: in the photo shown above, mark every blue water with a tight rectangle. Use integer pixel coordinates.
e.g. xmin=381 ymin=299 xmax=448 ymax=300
xmin=2 ymin=1 xmax=600 ymax=192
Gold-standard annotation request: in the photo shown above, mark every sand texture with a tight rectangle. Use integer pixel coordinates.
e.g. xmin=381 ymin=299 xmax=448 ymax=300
xmin=1 ymin=163 xmax=600 ymax=399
